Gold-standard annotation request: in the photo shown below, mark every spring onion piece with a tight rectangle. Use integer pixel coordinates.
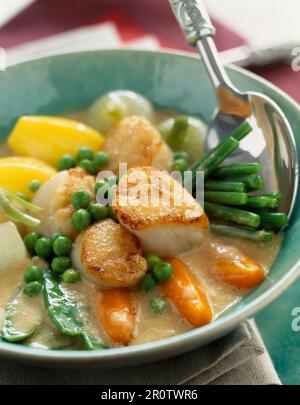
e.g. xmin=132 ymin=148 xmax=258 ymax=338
xmin=0 ymin=189 xmax=40 ymax=227
xmin=204 ymin=201 xmax=261 ymax=228
xmin=204 ymin=180 xmax=246 ymax=193
xmin=87 ymin=90 xmax=154 ymax=133
xmin=259 ymin=212 xmax=288 ymax=230
xmin=213 ymin=163 xmax=261 ymax=178
xmin=6 ymin=190 xmax=42 ymax=212
xmin=231 ymin=121 xmax=253 ymax=141
xmin=169 ymin=117 xmax=189 ymax=144
xmin=205 ymin=191 xmax=248 ymax=206
xmin=211 ymin=224 xmax=272 ymax=242
xmin=244 ymin=196 xmax=278 ymax=209
xmin=159 ymin=116 xmax=206 ymax=164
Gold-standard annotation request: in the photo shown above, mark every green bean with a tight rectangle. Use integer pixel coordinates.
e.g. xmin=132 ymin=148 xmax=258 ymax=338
xmin=221 ymin=174 xmax=264 ymax=191
xmin=260 ymin=212 xmax=288 ymax=230
xmin=211 ymin=224 xmax=272 ymax=242
xmin=205 ymin=191 xmax=248 ymax=206
xmin=189 ymin=122 xmax=253 ymax=187
xmin=213 ymin=163 xmax=261 ymax=178
xmin=204 ymin=180 xmax=246 ymax=193
xmin=190 ymin=137 xmax=239 ymax=181
xmin=244 ymin=196 xmax=278 ymax=209
xmin=231 ymin=121 xmax=253 ymax=141
xmin=264 ymin=192 xmax=282 ymax=205
xmin=204 ymin=201 xmax=261 ymax=228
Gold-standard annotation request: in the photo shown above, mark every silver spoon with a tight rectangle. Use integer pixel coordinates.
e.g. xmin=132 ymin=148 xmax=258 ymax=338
xmin=169 ymin=0 xmax=298 ymax=217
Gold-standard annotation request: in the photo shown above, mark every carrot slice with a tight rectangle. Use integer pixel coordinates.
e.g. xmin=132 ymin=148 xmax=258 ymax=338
xmin=96 ymin=288 xmax=136 ymax=345
xmin=215 ymin=250 xmax=265 ymax=289
xmin=161 ymin=258 xmax=213 ymax=327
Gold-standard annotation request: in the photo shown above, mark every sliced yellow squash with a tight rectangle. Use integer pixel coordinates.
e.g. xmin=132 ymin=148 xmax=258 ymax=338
xmin=8 ymin=116 xmax=105 ymax=166
xmin=0 ymin=156 xmax=56 ymax=197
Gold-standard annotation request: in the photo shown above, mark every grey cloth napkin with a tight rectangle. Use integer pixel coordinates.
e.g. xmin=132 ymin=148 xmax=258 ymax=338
xmin=0 ymin=320 xmax=280 ymax=385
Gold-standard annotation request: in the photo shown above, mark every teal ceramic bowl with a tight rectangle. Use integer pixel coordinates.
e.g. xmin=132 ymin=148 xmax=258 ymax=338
xmin=0 ymin=50 xmax=299 ymax=368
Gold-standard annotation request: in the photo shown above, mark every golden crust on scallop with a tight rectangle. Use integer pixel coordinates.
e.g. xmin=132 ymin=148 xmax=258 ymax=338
xmin=113 ymin=166 xmax=209 ymax=231
xmin=112 ymin=167 xmax=209 ymax=257
xmin=102 ymin=116 xmax=172 ymax=173
xmin=73 ymin=219 xmax=147 ymax=287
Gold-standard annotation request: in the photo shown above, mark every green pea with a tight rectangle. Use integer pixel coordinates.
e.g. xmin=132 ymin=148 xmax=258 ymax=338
xmin=153 ymin=262 xmax=173 ymax=282
xmin=51 ymin=232 xmax=65 ymax=243
xmin=88 ymin=203 xmax=109 ymax=221
xmin=76 ymin=147 xmax=94 ymax=162
xmin=62 ymin=269 xmax=80 ymax=284
xmin=34 ymin=237 xmax=52 ymax=258
xmin=173 ymin=151 xmax=189 ymax=161
xmin=171 ymin=158 xmax=189 ymax=173
xmin=16 ymin=192 xmax=29 ymax=201
xmin=24 ymin=232 xmax=40 ymax=251
xmin=108 ymin=206 xmax=118 ymax=222
xmin=57 ymin=154 xmax=75 ymax=171
xmin=53 ymin=236 xmax=72 ymax=257
xmin=79 ymin=159 xmax=97 ymax=175
xmin=71 ymin=190 xmax=91 ymax=209
xmin=23 ymin=281 xmax=43 ymax=297
xmin=71 ymin=209 xmax=91 ymax=231
xmin=149 ymin=297 xmax=167 ymax=314
xmin=93 ymin=152 xmax=109 ymax=168
xmin=140 ymin=273 xmax=157 ymax=292
xmin=144 ymin=253 xmax=161 ymax=271
xmin=51 ymin=256 xmax=72 ymax=275
xmin=95 ymin=180 xmax=107 ymax=195
xmin=28 ymin=179 xmax=41 ymax=193
xmin=24 ymin=265 xmax=43 ymax=283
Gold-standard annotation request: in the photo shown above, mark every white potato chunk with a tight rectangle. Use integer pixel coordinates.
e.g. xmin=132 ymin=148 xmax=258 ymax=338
xmin=0 ymin=222 xmax=27 ymax=273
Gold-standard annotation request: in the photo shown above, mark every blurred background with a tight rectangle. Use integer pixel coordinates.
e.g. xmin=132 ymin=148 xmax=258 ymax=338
xmin=0 ymin=0 xmax=300 ymax=102
xmin=0 ymin=0 xmax=300 ymax=384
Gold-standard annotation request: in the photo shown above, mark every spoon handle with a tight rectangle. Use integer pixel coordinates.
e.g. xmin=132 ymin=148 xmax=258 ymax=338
xmin=168 ymin=0 xmax=245 ymax=97
xmin=168 ymin=0 xmax=215 ymax=46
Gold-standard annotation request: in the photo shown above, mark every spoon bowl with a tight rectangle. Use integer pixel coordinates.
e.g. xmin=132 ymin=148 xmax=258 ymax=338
xmin=169 ymin=0 xmax=298 ymax=217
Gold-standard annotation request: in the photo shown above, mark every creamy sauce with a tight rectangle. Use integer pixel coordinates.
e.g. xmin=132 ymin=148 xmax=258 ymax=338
xmin=0 ymin=109 xmax=284 ymax=349
xmin=0 ymin=232 xmax=282 ymax=348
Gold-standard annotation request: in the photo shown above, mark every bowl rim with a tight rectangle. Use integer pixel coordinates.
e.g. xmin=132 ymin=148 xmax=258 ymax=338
xmin=1 ymin=48 xmax=300 ymax=365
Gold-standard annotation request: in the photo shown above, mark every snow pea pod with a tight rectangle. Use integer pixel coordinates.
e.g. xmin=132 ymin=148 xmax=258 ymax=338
xmin=2 ymin=287 xmax=40 ymax=342
xmin=43 ymin=271 xmax=106 ymax=350
xmin=82 ymin=333 xmax=108 ymax=350
xmin=43 ymin=270 xmax=84 ymax=336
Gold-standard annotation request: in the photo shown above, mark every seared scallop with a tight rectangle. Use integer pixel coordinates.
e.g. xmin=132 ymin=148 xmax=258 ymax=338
xmin=102 ymin=116 xmax=172 ymax=173
xmin=72 ymin=219 xmax=147 ymax=287
xmin=32 ymin=168 xmax=95 ymax=239
xmin=112 ymin=166 xmax=209 ymax=257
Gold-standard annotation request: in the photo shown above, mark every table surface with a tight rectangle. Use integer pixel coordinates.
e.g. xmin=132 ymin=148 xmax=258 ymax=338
xmin=0 ymin=0 xmax=299 ymax=385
